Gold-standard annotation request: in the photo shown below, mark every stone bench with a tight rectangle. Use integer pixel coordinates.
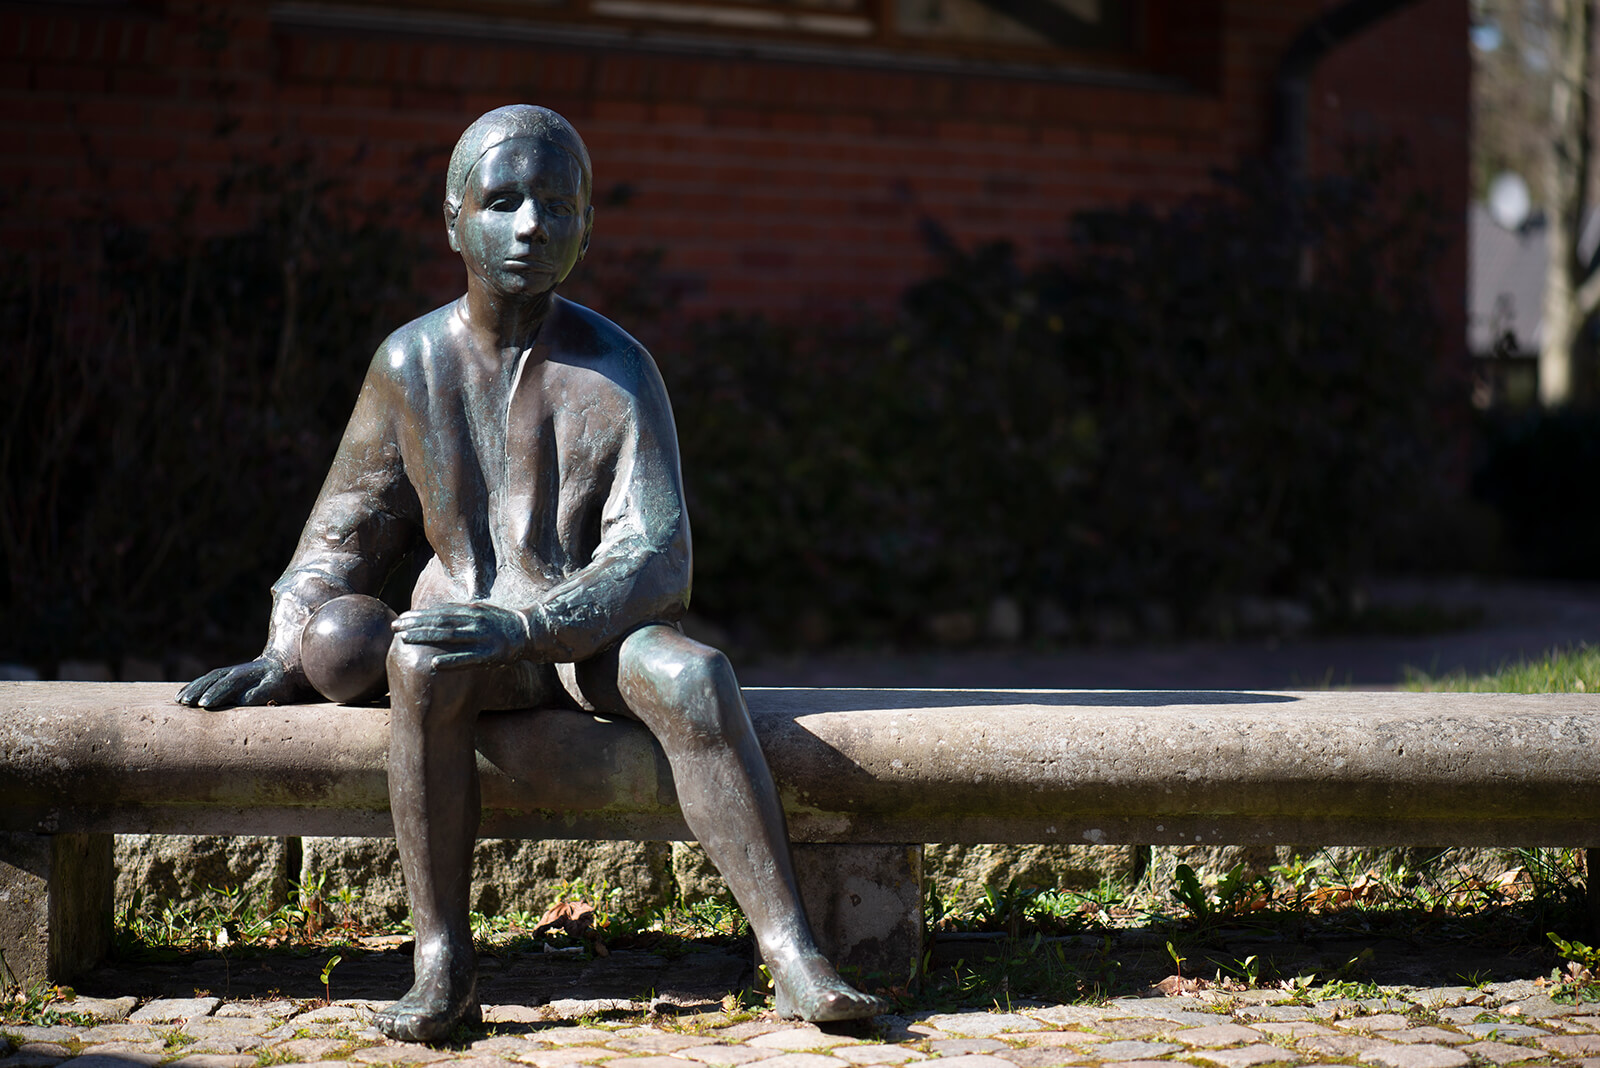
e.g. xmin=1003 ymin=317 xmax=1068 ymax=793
xmin=5 ymin=681 xmax=1600 ymax=988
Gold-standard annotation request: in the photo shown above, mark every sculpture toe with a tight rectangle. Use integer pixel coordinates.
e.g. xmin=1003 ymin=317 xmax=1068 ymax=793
xmin=374 ymin=985 xmax=481 ymax=1043
xmin=771 ymin=964 xmax=887 ymax=1022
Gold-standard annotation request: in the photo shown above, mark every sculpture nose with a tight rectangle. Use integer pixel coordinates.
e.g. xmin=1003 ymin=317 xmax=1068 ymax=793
xmin=514 ymin=201 xmax=547 ymax=243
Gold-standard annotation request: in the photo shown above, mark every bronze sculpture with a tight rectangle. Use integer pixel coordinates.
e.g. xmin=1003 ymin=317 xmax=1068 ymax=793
xmin=177 ymin=105 xmax=885 ymax=1040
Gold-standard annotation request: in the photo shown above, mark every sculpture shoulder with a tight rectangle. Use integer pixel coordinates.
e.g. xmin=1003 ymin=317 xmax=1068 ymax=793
xmin=366 ymin=303 xmax=460 ymax=385
xmin=546 ymin=296 xmax=665 ymax=397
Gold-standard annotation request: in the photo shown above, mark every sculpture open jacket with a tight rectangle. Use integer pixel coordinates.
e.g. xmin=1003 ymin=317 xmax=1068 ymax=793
xmin=261 ymin=294 xmax=692 ymax=682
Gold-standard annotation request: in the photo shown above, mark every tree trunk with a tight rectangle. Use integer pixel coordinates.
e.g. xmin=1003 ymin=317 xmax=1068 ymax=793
xmin=1540 ymin=0 xmax=1595 ymax=407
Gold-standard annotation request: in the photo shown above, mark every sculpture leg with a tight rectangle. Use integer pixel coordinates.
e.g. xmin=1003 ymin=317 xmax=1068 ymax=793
xmin=374 ymin=639 xmax=485 ymax=1042
xmin=582 ymin=625 xmax=885 ymax=1022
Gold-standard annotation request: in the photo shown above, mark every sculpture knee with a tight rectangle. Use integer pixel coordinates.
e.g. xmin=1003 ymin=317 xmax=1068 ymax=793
xmin=387 ymin=636 xmax=442 ymax=688
xmin=630 ymin=641 xmax=745 ymax=750
xmin=386 ymin=638 xmax=476 ymax=728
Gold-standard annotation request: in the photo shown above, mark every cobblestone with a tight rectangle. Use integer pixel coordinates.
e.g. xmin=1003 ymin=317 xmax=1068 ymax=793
xmin=8 ymin=961 xmax=1595 ymax=1068
xmin=1357 ymin=1044 xmax=1471 ymax=1068
xmin=128 ymin=996 xmax=221 ymax=1023
xmin=1189 ymin=1045 xmax=1300 ymax=1067
xmin=1459 ymin=1039 xmax=1544 ymax=1064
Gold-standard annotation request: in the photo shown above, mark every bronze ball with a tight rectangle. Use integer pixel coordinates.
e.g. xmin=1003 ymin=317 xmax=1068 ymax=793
xmin=302 ymin=594 xmax=398 ymax=704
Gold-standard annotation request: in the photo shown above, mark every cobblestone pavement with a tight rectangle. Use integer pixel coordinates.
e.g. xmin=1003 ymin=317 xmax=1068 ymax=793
xmin=12 ymin=970 xmax=1600 ymax=1068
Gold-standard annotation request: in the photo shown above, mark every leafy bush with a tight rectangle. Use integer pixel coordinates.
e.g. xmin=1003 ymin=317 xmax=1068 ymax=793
xmin=667 ymin=156 xmax=1449 ymax=645
xmin=0 ymin=157 xmax=427 ymax=667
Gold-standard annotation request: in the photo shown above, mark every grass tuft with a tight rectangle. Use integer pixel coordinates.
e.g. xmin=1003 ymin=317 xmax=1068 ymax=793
xmin=1404 ymin=643 xmax=1600 ymax=692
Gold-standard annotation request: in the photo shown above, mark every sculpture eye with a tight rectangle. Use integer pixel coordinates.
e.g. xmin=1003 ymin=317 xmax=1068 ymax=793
xmin=487 ymin=192 xmax=521 ymax=212
xmin=547 ymin=200 xmax=575 ymax=218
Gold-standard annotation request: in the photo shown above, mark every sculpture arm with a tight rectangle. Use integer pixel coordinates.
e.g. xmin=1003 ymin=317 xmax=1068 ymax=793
xmin=178 ymin=358 xmax=420 ymax=708
xmin=261 ymin=364 xmax=422 ymax=682
xmin=525 ymin=351 xmax=692 ymax=664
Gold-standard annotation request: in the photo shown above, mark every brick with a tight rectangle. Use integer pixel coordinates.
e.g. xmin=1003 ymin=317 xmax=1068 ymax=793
xmin=592 ymin=99 xmax=649 ymax=125
xmin=325 ymin=83 xmax=393 ymax=111
xmin=33 ymin=62 xmax=107 ymax=94
xmin=709 ymin=105 xmax=765 ymax=130
xmin=768 ymin=110 xmax=824 ymax=134
xmin=651 ymin=102 xmax=708 ymax=127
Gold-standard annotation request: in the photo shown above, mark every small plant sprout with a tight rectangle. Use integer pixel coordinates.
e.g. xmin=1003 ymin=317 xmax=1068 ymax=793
xmin=320 ymin=954 xmax=343 ymax=1004
xmin=1165 ymin=940 xmax=1186 ymax=978
xmin=1547 ymin=933 xmax=1600 ymax=1004
xmin=1230 ymin=954 xmax=1262 ymax=987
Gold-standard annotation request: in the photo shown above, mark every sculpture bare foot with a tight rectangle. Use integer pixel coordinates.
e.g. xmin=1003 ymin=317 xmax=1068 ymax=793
xmin=374 ymin=956 xmax=481 ymax=1043
xmin=769 ymin=950 xmax=888 ymax=1022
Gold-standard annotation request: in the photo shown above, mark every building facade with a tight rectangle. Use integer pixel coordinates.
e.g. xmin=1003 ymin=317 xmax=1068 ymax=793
xmin=3 ymin=0 xmax=1465 ymax=333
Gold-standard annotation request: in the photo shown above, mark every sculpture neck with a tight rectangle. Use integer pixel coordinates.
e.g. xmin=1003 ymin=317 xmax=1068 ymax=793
xmin=459 ymin=286 xmax=553 ymax=353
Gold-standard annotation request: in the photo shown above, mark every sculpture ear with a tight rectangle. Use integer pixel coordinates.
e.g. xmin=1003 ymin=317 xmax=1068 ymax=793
xmin=577 ymin=204 xmax=594 ymax=263
xmin=444 ymin=201 xmax=461 ymax=253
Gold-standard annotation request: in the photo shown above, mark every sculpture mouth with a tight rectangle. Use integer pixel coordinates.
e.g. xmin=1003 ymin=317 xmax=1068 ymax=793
xmin=503 ymin=259 xmax=552 ymax=272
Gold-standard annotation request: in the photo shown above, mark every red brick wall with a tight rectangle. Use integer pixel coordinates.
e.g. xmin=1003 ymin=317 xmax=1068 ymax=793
xmin=2 ymin=0 xmax=1465 ymax=332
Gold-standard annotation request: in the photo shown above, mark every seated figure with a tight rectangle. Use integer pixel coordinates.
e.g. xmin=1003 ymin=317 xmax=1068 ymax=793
xmin=178 ymin=104 xmax=885 ymax=1041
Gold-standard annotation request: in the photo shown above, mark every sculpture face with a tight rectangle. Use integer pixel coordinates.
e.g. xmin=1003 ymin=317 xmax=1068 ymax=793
xmin=450 ymin=137 xmax=591 ymax=297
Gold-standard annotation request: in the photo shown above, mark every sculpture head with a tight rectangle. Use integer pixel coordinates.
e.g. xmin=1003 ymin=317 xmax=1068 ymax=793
xmin=444 ymin=105 xmax=595 ymax=298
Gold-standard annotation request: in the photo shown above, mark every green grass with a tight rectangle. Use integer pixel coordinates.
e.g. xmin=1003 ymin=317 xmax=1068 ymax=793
xmin=1405 ymin=643 xmax=1600 ymax=692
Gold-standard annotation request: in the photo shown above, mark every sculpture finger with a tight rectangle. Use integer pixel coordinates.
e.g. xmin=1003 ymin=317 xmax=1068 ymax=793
xmin=241 ymin=672 xmax=287 ymax=706
xmin=200 ymin=665 xmax=272 ymax=709
xmin=395 ymin=605 xmax=471 ymax=624
xmin=197 ymin=674 xmax=250 ymax=709
xmin=177 ymin=669 xmax=228 ymax=706
xmin=391 ymin=616 xmax=454 ymax=637
xmin=431 ymin=651 xmax=484 ymax=671
xmin=395 ymin=625 xmax=476 ymax=645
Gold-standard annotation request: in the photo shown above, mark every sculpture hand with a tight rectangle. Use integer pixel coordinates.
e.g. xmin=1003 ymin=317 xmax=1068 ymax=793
xmin=176 ymin=656 xmax=300 ymax=709
xmin=391 ymin=603 xmax=528 ymax=670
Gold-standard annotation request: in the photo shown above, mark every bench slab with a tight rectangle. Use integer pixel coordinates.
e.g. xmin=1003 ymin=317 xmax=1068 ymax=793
xmin=6 ymin=682 xmax=1600 ymax=987
xmin=6 ymin=682 xmax=1600 ymax=846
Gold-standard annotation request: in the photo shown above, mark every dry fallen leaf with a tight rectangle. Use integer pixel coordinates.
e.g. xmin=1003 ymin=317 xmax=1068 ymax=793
xmin=1152 ymin=974 xmax=1210 ymax=996
xmin=534 ymin=900 xmax=597 ymax=938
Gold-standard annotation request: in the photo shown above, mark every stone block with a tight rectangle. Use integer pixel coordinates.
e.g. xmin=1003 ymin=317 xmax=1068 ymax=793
xmin=300 ymin=836 xmax=408 ymax=924
xmin=300 ymin=837 xmax=675 ymax=924
xmin=923 ymin=844 xmax=1140 ymax=908
xmin=470 ymin=839 xmax=675 ymax=916
xmin=0 ymin=832 xmax=113 ymax=982
xmin=114 ymin=835 xmax=289 ymax=921
xmin=1146 ymin=845 xmax=1282 ymax=888
xmin=672 ymin=841 xmax=732 ymax=904
xmin=790 ymin=843 xmax=922 ymax=987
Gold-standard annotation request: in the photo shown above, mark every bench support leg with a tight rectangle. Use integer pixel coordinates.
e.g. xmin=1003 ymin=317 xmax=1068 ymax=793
xmin=788 ymin=843 xmax=923 ymax=990
xmin=0 ymin=833 xmax=114 ymax=985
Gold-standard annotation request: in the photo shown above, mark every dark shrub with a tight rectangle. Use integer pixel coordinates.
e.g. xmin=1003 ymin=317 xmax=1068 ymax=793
xmin=666 ymin=158 xmax=1449 ymax=644
xmin=0 ymin=159 xmax=427 ymax=667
